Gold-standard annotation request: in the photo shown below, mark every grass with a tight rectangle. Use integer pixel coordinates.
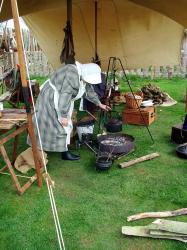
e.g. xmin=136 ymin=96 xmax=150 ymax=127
xmin=1 ymin=76 xmax=187 ymax=250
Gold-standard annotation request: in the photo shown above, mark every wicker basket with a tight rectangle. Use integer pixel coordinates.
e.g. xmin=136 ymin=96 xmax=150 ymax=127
xmin=125 ymin=92 xmax=143 ymax=109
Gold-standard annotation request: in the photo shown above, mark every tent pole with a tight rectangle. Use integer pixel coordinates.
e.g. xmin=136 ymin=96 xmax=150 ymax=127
xmin=95 ymin=1 xmax=98 ymax=61
xmin=67 ymin=0 xmax=72 ymax=27
xmin=10 ymin=0 xmax=42 ymax=187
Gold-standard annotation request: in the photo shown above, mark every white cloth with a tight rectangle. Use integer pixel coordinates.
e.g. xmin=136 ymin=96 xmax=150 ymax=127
xmin=63 ymin=80 xmax=86 ymax=147
xmin=40 ymin=79 xmax=61 ymax=122
xmin=75 ymin=61 xmax=101 ymax=84
xmin=76 ymin=61 xmax=102 ymax=111
xmin=14 ymin=147 xmax=48 ymax=174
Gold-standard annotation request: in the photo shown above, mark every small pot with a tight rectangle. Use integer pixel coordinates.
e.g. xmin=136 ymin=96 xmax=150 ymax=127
xmin=176 ymin=145 xmax=187 ymax=159
xmin=95 ymin=156 xmax=113 ymax=171
xmin=105 ymin=118 xmax=122 ymax=133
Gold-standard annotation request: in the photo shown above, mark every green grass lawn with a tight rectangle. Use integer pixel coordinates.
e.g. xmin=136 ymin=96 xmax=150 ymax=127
xmin=1 ymin=76 xmax=187 ymax=250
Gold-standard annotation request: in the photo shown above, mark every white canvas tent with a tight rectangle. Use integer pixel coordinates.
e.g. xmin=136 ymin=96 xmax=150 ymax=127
xmin=0 ymin=0 xmax=186 ymax=70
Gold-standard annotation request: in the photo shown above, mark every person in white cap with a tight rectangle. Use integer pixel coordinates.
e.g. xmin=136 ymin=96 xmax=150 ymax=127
xmin=27 ymin=61 xmax=110 ymax=160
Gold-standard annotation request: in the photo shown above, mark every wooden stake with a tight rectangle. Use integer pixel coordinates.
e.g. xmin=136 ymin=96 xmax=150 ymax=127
xmin=127 ymin=208 xmax=187 ymax=222
xmin=119 ymin=152 xmax=160 ymax=169
xmin=10 ymin=0 xmax=42 ymax=187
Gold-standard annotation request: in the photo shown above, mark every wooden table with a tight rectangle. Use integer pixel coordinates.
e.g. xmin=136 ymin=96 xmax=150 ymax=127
xmin=0 ymin=108 xmax=38 ymax=194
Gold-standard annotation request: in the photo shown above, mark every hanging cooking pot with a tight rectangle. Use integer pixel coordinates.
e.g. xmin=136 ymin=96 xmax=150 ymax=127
xmin=105 ymin=118 xmax=122 ymax=133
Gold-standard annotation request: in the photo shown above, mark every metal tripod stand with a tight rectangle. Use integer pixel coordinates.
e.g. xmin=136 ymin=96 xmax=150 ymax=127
xmin=99 ymin=56 xmax=154 ymax=143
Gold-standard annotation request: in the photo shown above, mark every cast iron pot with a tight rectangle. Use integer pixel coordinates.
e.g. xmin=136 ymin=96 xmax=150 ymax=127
xmin=105 ymin=118 xmax=122 ymax=133
xmin=176 ymin=145 xmax=187 ymax=159
xmin=95 ymin=156 xmax=113 ymax=171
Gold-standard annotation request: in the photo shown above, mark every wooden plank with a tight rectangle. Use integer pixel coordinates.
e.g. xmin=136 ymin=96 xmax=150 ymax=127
xmin=0 ymin=117 xmax=27 ymax=121
xmin=120 ymin=152 xmax=160 ymax=168
xmin=152 ymin=219 xmax=187 ymax=235
xmin=127 ymin=208 xmax=187 ymax=222
xmin=122 ymin=224 xmax=187 ymax=242
xmin=0 ymin=122 xmax=17 ymax=130
xmin=1 ymin=110 xmax=27 ymax=120
xmin=150 ymin=230 xmax=187 ymax=237
xmin=0 ymin=109 xmax=27 ymax=125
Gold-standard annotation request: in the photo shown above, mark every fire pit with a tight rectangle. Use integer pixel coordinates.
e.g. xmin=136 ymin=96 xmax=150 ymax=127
xmin=97 ymin=133 xmax=135 ymax=154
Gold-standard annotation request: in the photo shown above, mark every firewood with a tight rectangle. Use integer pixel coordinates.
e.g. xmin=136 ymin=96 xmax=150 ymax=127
xmin=127 ymin=208 xmax=187 ymax=222
xmin=141 ymin=83 xmax=167 ymax=104
xmin=119 ymin=152 xmax=159 ymax=169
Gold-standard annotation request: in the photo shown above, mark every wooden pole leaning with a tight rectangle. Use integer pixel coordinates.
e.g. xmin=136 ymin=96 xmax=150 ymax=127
xmin=10 ymin=0 xmax=42 ymax=188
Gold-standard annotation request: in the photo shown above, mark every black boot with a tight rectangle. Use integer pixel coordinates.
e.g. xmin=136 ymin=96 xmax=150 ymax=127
xmin=61 ymin=151 xmax=80 ymax=161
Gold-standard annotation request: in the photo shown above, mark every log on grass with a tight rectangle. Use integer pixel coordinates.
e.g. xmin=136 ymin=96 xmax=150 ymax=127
xmin=127 ymin=208 xmax=187 ymax=222
xmin=119 ymin=152 xmax=159 ymax=169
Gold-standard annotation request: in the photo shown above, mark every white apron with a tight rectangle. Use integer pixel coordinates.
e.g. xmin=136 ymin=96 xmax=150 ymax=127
xmin=62 ymin=80 xmax=85 ymax=148
xmin=42 ymin=64 xmax=85 ymax=150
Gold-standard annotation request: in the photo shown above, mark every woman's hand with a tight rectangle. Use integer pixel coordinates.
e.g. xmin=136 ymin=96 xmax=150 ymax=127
xmin=61 ymin=117 xmax=68 ymax=127
xmin=99 ymin=103 xmax=111 ymax=111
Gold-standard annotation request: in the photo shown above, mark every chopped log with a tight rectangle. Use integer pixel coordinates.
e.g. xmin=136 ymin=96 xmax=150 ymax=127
xmin=119 ymin=152 xmax=159 ymax=169
xmin=127 ymin=208 xmax=187 ymax=222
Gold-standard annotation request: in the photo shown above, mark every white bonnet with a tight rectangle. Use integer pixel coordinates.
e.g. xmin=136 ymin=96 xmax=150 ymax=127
xmin=76 ymin=61 xmax=101 ymax=84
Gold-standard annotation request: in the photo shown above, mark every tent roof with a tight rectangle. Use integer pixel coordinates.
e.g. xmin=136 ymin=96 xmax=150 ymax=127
xmin=131 ymin=0 xmax=187 ymax=27
xmin=0 ymin=0 xmax=185 ymax=70
xmin=1 ymin=0 xmax=187 ymax=27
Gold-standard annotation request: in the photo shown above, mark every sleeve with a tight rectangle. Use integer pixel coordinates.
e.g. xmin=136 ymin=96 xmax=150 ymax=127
xmin=58 ymin=92 xmax=73 ymax=118
xmin=84 ymin=83 xmax=101 ymax=106
xmin=57 ymin=67 xmax=79 ymax=118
